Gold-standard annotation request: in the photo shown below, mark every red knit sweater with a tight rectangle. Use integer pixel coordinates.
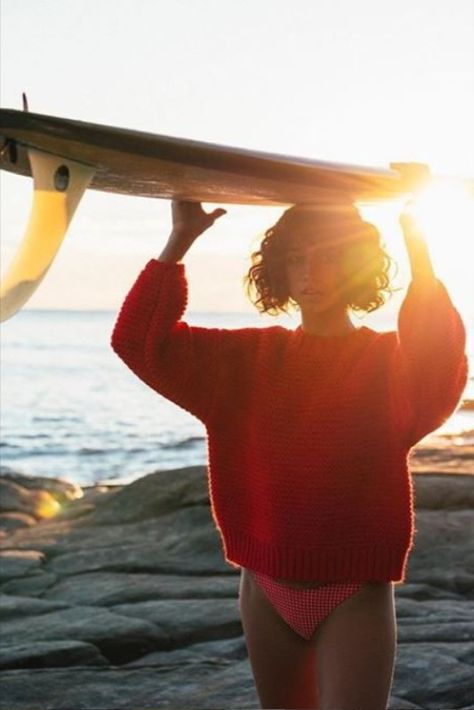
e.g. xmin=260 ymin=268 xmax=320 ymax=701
xmin=111 ymin=259 xmax=468 ymax=584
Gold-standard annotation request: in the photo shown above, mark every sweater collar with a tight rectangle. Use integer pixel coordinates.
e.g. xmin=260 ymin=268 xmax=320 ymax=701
xmin=294 ymin=324 xmax=373 ymax=343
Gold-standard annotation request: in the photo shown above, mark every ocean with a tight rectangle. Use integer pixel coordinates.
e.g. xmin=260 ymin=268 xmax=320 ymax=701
xmin=1 ymin=309 xmax=473 ymax=487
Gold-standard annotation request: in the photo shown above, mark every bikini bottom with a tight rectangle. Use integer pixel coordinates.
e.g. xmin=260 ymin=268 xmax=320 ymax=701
xmin=250 ymin=570 xmax=364 ymax=641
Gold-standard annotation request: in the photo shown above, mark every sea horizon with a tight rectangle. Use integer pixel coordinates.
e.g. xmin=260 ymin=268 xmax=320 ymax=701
xmin=1 ymin=308 xmax=473 ymax=487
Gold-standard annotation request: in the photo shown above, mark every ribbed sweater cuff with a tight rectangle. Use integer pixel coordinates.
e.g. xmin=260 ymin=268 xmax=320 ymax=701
xmin=223 ymin=529 xmax=410 ymax=583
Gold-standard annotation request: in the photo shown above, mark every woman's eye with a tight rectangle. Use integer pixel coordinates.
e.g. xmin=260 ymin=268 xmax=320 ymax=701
xmin=287 ymin=250 xmax=339 ymax=266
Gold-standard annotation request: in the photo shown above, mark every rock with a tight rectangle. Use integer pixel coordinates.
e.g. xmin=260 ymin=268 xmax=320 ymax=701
xmin=397 ymin=622 xmax=474 ymax=643
xmin=412 ymin=473 xmax=474 ymax=508
xmin=0 ymin=470 xmax=83 ymax=505
xmin=0 ymin=504 xmax=218 ymax=558
xmin=39 ymin=506 xmax=228 ymax=577
xmin=51 ymin=502 xmax=96 ymax=520
xmin=0 ymin=573 xmax=58 ymax=597
xmin=83 ymin=465 xmax=209 ymax=524
xmin=409 ymin=443 xmax=474 ymax=475
xmin=393 ymin=582 xmax=462 ymax=600
xmin=387 ymin=699 xmax=423 ymax=709
xmin=52 ymin=485 xmax=119 ymax=521
xmin=124 ymin=635 xmax=248 ymax=666
xmin=0 ymin=512 xmax=36 ymax=534
xmin=0 ymin=550 xmax=45 ymax=580
xmin=0 ymin=640 xmax=108 ymax=670
xmin=80 ymin=485 xmax=122 ymax=504
xmin=0 ymin=518 xmax=80 ymax=555
xmin=0 ymin=467 xmax=473 ymax=709
xmin=0 ymin=594 xmax=70 ymax=619
xmin=42 ymin=539 xmax=227 ymax=577
xmin=392 ymin=643 xmax=474 ymax=708
xmin=110 ymin=598 xmax=242 ymax=645
xmin=0 ymin=662 xmax=260 ymax=709
xmin=42 ymin=571 xmax=239 ymax=606
xmin=167 ymin=658 xmax=265 ymax=708
xmin=0 ymin=606 xmax=166 ymax=664
xmin=411 ymin=570 xmax=474 ymax=597
xmin=395 ymin=597 xmax=474 ymax=620
xmin=407 ymin=509 xmax=474 ymax=597
xmin=0 ymin=480 xmax=60 ymax=520
xmin=0 ymin=471 xmax=85 ymax=534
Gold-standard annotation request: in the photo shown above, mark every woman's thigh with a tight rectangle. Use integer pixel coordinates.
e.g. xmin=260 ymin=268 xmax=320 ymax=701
xmin=315 ymin=581 xmax=397 ymax=710
xmin=238 ymin=569 xmax=320 ymax=709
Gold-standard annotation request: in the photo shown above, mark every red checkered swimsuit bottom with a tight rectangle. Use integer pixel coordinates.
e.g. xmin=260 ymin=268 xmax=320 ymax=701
xmin=250 ymin=569 xmax=364 ymax=640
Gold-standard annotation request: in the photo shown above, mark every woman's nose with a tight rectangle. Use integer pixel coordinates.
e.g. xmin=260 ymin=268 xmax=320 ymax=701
xmin=304 ymin=257 xmax=326 ymax=279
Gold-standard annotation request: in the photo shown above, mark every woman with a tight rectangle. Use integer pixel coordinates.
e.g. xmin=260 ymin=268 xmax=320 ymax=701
xmin=111 ymin=199 xmax=468 ymax=709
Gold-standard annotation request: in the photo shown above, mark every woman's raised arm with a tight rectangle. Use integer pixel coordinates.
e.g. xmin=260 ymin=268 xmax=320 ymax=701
xmin=389 ymin=207 xmax=469 ymax=448
xmin=110 ymin=201 xmax=231 ymax=424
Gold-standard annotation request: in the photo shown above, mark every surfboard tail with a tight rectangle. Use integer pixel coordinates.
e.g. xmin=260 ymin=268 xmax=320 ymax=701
xmin=0 ymin=148 xmax=95 ymax=322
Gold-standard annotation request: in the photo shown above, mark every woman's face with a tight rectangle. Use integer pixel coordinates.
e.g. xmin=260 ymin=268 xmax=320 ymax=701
xmin=285 ymin=234 xmax=349 ymax=312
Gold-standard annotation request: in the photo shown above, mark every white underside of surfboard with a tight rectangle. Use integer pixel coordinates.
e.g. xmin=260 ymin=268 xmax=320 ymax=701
xmin=0 ymin=148 xmax=95 ymax=322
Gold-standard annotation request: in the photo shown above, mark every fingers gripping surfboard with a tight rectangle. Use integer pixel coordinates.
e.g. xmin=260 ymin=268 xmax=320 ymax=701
xmin=0 ymin=106 xmax=467 ymax=322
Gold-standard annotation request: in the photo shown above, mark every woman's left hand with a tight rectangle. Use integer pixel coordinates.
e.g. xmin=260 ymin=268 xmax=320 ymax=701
xmin=399 ymin=199 xmax=427 ymax=242
xmin=392 ymin=162 xmax=431 ymax=242
xmin=399 ymin=201 xmax=436 ymax=282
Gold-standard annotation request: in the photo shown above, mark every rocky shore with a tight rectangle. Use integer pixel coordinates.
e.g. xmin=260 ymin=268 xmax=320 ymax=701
xmin=0 ymin=442 xmax=473 ymax=709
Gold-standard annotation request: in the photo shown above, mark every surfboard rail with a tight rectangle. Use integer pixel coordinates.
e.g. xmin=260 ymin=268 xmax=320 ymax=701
xmin=1 ymin=107 xmax=472 ymax=322
xmin=1 ymin=108 xmax=413 ymax=204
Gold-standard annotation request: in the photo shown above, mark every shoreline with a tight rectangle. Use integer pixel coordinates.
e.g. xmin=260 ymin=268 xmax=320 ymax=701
xmin=407 ymin=436 xmax=474 ymax=475
xmin=1 ymin=431 xmax=473 ymax=495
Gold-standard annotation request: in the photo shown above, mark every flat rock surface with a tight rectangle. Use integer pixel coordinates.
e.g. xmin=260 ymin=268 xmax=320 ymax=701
xmin=0 ymin=451 xmax=473 ymax=709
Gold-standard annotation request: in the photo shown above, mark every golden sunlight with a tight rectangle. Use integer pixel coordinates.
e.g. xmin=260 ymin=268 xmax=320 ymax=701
xmin=408 ymin=179 xmax=474 ymax=309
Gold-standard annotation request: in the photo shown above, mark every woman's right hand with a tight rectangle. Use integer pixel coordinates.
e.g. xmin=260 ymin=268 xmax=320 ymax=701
xmin=170 ymin=200 xmax=227 ymax=243
xmin=157 ymin=200 xmax=227 ymax=263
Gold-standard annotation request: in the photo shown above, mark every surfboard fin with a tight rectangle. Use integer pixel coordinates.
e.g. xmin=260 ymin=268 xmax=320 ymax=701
xmin=0 ymin=148 xmax=95 ymax=322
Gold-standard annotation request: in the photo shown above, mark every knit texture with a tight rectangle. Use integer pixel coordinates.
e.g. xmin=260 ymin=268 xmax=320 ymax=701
xmin=111 ymin=259 xmax=468 ymax=583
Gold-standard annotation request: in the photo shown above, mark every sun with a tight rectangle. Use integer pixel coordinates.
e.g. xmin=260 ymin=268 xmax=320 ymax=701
xmin=406 ymin=179 xmax=474 ymax=310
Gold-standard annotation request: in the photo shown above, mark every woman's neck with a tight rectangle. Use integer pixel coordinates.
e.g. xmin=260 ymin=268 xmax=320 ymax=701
xmin=300 ymin=308 xmax=356 ymax=337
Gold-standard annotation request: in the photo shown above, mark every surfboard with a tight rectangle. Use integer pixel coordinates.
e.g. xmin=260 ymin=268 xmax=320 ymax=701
xmin=0 ymin=106 xmax=470 ymax=322
xmin=0 ymin=107 xmax=417 ymax=204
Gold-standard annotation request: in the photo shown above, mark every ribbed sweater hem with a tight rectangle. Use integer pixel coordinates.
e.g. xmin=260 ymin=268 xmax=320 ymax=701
xmin=223 ymin=529 xmax=410 ymax=583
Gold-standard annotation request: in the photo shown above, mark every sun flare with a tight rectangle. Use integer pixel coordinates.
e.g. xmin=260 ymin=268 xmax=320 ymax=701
xmin=407 ymin=179 xmax=474 ymax=310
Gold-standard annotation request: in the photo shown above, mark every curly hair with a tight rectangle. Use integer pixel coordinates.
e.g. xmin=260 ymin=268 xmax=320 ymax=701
xmin=243 ymin=203 xmax=399 ymax=316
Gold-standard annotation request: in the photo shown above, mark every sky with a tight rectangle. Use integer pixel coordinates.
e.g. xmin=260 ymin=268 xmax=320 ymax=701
xmin=1 ymin=0 xmax=473 ymax=321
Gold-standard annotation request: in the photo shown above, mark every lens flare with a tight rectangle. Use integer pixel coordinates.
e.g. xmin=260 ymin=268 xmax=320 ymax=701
xmin=407 ymin=179 xmax=474 ymax=310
